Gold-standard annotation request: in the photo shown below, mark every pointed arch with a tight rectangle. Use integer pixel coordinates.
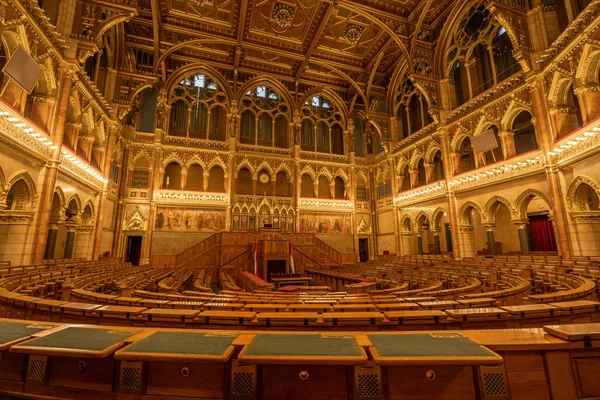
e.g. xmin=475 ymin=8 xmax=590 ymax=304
xmin=235 ymin=159 xmax=255 ymax=178
xmin=458 ymin=201 xmax=484 ymax=225
xmin=501 ymin=100 xmax=533 ymax=131
xmin=431 ymin=207 xmax=448 ymax=231
xmin=548 ymin=70 xmax=573 ymax=107
xmin=161 ymin=153 xmax=184 ymax=170
xmin=483 ymin=195 xmax=516 ymax=223
xmin=567 ymin=176 xmax=600 ymax=210
xmin=7 ymin=171 xmax=37 ymax=201
xmin=415 ymin=211 xmax=431 ymax=226
xmin=400 ymin=214 xmax=415 ymax=232
xmin=165 ymin=64 xmax=233 ymax=105
xmin=576 ymin=44 xmax=600 ymax=85
xmin=299 ymin=88 xmax=349 ymax=123
xmin=237 ymin=77 xmax=294 ymax=112
xmin=255 ymin=161 xmax=275 ymax=179
xmin=274 ymin=163 xmax=293 ymax=182
xmin=66 ymin=193 xmax=82 ymax=214
xmin=515 ymin=189 xmax=554 ymax=218
xmin=185 ymin=155 xmax=206 ymax=171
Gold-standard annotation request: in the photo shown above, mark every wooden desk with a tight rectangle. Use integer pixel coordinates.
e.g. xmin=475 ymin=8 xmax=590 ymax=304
xmin=96 ymin=305 xmax=147 ymax=320
xmin=322 ymin=312 xmax=384 ymax=326
xmin=445 ymin=308 xmax=508 ymax=321
xmin=333 ymin=304 xmax=376 ymax=312
xmin=384 ymin=310 xmax=447 ymax=325
xmin=115 ymin=330 xmax=238 ymax=398
xmin=548 ymin=300 xmax=600 ymax=313
xmin=367 ymin=333 xmax=503 ymax=400
xmin=543 ymin=322 xmax=600 ymax=341
xmin=417 ymin=300 xmax=460 ymax=310
xmin=376 ymin=303 xmax=420 ymax=311
xmin=237 ymin=333 xmax=367 ymax=400
xmin=501 ymin=304 xmax=558 ymax=317
xmin=10 ymin=326 xmax=136 ymax=392
xmin=141 ymin=308 xmax=199 ymax=323
xmin=256 ymin=312 xmax=319 ymax=326
xmin=457 ymin=298 xmax=498 ymax=308
xmin=271 ymin=277 xmax=313 ymax=289
xmin=198 ymin=310 xmax=256 ymax=325
xmin=243 ymin=304 xmax=286 ymax=312
xmin=367 ymin=333 xmax=502 ymax=366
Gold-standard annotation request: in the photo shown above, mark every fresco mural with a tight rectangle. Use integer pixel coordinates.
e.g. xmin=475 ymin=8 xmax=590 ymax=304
xmin=299 ymin=213 xmax=352 ymax=234
xmin=155 ymin=207 xmax=226 ymax=231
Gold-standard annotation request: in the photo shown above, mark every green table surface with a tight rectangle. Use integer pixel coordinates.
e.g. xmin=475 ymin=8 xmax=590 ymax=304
xmin=120 ymin=331 xmax=237 ymax=356
xmin=0 ymin=321 xmax=49 ymax=348
xmin=15 ymin=327 xmax=135 ymax=352
xmin=368 ymin=334 xmax=502 ymax=365
xmin=244 ymin=334 xmax=362 ymax=357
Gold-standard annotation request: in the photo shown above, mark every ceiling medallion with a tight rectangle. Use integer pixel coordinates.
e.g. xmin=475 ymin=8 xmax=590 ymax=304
xmin=189 ymin=0 xmax=209 ymax=7
xmin=272 ymin=2 xmax=296 ymax=28
xmin=342 ymin=24 xmax=365 ymax=46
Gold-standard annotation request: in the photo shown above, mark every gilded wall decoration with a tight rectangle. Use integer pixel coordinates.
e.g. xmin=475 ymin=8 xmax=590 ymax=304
xmin=155 ymin=207 xmax=226 ymax=232
xmin=299 ymin=212 xmax=352 ymax=234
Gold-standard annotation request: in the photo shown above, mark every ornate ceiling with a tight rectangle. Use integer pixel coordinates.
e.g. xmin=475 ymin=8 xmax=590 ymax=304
xmin=124 ymin=0 xmax=457 ymax=101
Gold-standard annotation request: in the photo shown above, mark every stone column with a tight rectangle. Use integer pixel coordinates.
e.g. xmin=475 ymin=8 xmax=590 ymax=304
xmin=574 ymin=85 xmax=600 ymax=124
xmin=252 ymin=178 xmax=258 ymax=196
xmin=111 ymin=131 xmax=132 ymax=256
xmin=141 ymin=130 xmax=163 ymax=264
xmin=409 ymin=169 xmax=418 ymax=188
xmin=64 ymin=122 xmax=81 ymax=151
xmin=180 ymin=170 xmax=187 ymax=191
xmin=432 ymin=231 xmax=441 ymax=254
xmin=30 ymin=95 xmax=55 ymax=131
xmin=514 ymin=221 xmax=531 ymax=255
xmin=64 ymin=228 xmax=76 ymax=259
xmin=484 ymin=224 xmax=496 ymax=255
xmin=401 ymin=232 xmax=414 ymax=255
xmin=440 ymin=128 xmax=462 ymax=259
xmin=77 ymin=134 xmax=95 ymax=161
xmin=44 ymin=224 xmax=59 ymax=259
xmin=499 ymin=130 xmax=516 ymax=159
xmin=529 ymin=80 xmax=571 ymax=258
xmin=424 ymin=163 xmax=434 ymax=184
xmin=92 ymin=123 xmax=120 ymax=260
xmin=459 ymin=225 xmax=476 ymax=258
xmin=32 ymin=75 xmax=74 ymax=264
xmin=416 ymin=234 xmax=424 ymax=255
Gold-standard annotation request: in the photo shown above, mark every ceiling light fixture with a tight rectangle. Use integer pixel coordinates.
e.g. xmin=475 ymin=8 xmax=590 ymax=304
xmin=272 ymin=3 xmax=295 ymax=28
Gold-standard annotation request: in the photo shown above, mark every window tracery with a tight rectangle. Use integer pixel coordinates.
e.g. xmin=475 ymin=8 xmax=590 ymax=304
xmin=240 ymin=85 xmax=289 ymax=148
xmin=300 ymin=95 xmax=344 ymax=154
xmin=446 ymin=1 xmax=520 ymax=107
xmin=169 ymin=72 xmax=228 ymax=140
xmin=395 ymin=66 xmax=433 ymax=139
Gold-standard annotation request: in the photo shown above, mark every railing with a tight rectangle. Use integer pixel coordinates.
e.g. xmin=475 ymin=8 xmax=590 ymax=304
xmin=175 ymin=233 xmax=221 ymax=266
xmin=313 ymin=236 xmax=342 ymax=264
xmin=293 ymin=247 xmax=325 ymax=272
xmin=217 ymin=246 xmax=253 ymax=285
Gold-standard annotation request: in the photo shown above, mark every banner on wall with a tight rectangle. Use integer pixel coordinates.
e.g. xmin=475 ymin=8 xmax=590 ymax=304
xmin=155 ymin=207 xmax=226 ymax=231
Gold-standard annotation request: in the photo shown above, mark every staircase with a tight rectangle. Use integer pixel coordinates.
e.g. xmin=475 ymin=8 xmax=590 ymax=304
xmin=155 ymin=231 xmax=344 ymax=279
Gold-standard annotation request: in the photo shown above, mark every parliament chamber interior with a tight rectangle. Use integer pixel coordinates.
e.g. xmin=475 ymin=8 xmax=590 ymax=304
xmin=1 ymin=0 xmax=600 ymax=399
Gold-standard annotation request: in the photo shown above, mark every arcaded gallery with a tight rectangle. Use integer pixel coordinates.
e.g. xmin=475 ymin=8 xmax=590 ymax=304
xmin=0 ymin=0 xmax=599 ymax=398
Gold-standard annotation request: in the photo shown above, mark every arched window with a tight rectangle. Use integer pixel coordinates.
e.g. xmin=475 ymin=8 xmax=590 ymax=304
xmin=81 ymin=205 xmax=93 ymax=225
xmin=432 ymin=151 xmax=445 ymax=181
xmin=493 ymin=27 xmax=520 ymax=82
xmin=168 ymin=72 xmax=227 ymax=140
xmin=395 ymin=69 xmax=433 ymax=138
xmin=334 ymin=177 xmax=345 ymax=199
xmin=131 ymin=157 xmax=151 ymax=189
xmin=240 ymin=111 xmax=256 ymax=143
xmin=240 ymin=85 xmax=290 ymax=148
xmin=275 ymin=171 xmax=290 ymax=196
xmin=445 ymin=1 xmax=520 ymax=108
xmin=207 ymin=166 xmax=226 ymax=192
xmin=512 ymin=111 xmax=538 ymax=154
xmin=6 ymin=180 xmax=30 ymax=211
xmin=301 ymin=95 xmax=345 ymax=154
xmin=236 ymin=168 xmax=253 ymax=194
xmin=401 ymin=165 xmax=411 ymax=191
xmin=483 ymin=126 xmax=504 ymax=165
xmin=318 ymin=176 xmax=331 ymax=199
xmin=163 ymin=162 xmax=182 ymax=189
xmin=566 ymin=85 xmax=584 ymax=134
xmin=459 ymin=137 xmax=475 ymax=173
xmin=186 ymin=164 xmax=204 ymax=191
xmin=416 ymin=159 xmax=427 ymax=187
xmin=300 ymin=174 xmax=314 ymax=197
xmin=353 ymin=117 xmax=365 ymax=156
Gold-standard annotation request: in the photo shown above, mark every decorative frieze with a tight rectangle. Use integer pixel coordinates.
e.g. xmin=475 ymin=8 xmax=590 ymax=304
xmin=154 ymin=190 xmax=229 ymax=205
xmin=298 ymin=199 xmax=354 ymax=211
